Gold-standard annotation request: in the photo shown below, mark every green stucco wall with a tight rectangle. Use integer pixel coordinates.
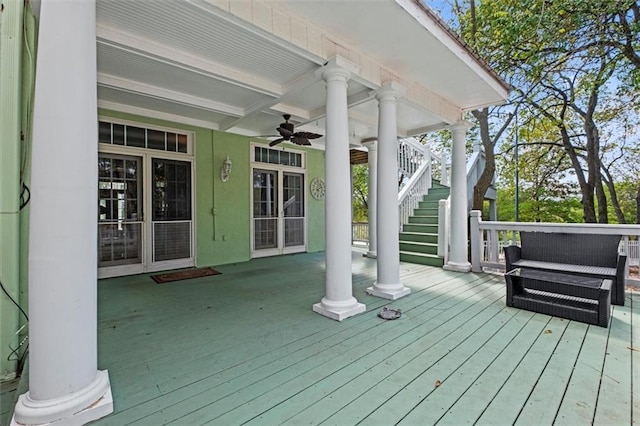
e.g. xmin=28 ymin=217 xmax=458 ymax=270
xmin=99 ymin=109 xmax=326 ymax=267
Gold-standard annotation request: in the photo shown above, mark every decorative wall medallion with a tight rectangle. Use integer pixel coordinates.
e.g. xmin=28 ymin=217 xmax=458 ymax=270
xmin=310 ymin=177 xmax=326 ymax=200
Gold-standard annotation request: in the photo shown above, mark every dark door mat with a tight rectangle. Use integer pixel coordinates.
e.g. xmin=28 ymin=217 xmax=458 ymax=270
xmin=151 ymin=267 xmax=221 ymax=284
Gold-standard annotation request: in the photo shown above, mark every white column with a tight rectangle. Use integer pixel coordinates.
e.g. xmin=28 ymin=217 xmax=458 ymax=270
xmin=313 ymin=58 xmax=365 ymax=321
xmin=367 ymin=82 xmax=411 ymax=300
xmin=13 ymin=1 xmax=113 ymax=424
xmin=444 ymin=120 xmax=473 ymax=272
xmin=362 ymin=140 xmax=378 ymax=258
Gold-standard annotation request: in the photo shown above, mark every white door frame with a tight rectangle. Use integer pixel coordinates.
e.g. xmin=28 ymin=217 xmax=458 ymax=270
xmin=250 ymin=144 xmax=308 ymax=258
xmin=97 ymin=129 xmax=195 ymax=278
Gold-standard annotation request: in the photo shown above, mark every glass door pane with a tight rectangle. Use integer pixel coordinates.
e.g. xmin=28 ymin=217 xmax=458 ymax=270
xmin=98 ymin=155 xmax=143 ymax=267
xmin=152 ymin=158 xmax=193 ymax=262
xmin=253 ymin=169 xmax=278 ymax=250
xmin=283 ymin=172 xmax=304 ymax=247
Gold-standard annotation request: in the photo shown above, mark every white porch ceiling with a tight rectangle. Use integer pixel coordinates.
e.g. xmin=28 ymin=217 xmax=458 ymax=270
xmin=96 ymin=0 xmax=508 ymax=147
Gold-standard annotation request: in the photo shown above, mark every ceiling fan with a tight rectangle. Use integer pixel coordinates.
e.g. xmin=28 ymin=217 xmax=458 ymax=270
xmin=262 ymin=114 xmax=323 ymax=147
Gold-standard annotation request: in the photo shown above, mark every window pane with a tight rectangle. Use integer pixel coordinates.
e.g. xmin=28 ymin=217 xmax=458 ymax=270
xmin=166 ymin=133 xmax=177 ymax=152
xmin=177 ymin=134 xmax=188 ymax=153
xmin=113 ymin=124 xmax=125 ymax=145
xmin=98 ymin=122 xmax=111 ymax=144
xmin=152 ymin=158 xmax=192 ymax=221
xmin=147 ymin=129 xmax=166 ymax=150
xmin=126 ymin=126 xmax=145 ymax=148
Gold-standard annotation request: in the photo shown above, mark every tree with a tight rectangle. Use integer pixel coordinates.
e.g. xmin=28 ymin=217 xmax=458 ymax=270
xmin=352 ymin=164 xmax=368 ymax=222
xmin=444 ymin=0 xmax=640 ymax=222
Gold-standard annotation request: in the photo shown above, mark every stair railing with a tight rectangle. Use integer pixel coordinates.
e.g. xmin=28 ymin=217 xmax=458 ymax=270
xmin=398 ymin=143 xmax=432 ymax=231
xmin=397 ymin=137 xmax=427 ymax=184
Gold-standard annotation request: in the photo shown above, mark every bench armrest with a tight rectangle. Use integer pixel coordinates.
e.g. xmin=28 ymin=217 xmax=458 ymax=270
xmin=614 ymin=254 xmax=627 ymax=305
xmin=504 ymin=245 xmax=521 ymax=272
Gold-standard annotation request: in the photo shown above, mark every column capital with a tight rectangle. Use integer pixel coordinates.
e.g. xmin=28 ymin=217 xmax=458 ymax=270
xmin=317 ymin=55 xmax=359 ymax=83
xmin=375 ymin=81 xmax=406 ymax=102
xmin=448 ymin=120 xmax=473 ymax=133
xmin=361 ymin=138 xmax=378 ymax=150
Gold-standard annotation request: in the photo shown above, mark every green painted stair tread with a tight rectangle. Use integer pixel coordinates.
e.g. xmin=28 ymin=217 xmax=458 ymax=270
xmin=399 ymin=232 xmax=438 ymax=244
xmin=402 ymin=224 xmax=438 ymax=233
xmin=399 ymin=244 xmax=438 ymax=256
xmin=412 ymin=208 xmax=439 ymax=216
xmin=408 ymin=216 xmax=439 ymax=225
xmin=400 ymin=251 xmax=444 ymax=267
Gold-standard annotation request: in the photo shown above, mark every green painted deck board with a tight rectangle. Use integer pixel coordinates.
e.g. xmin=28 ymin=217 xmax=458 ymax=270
xmin=323 ymin=288 xmax=508 ymax=425
xmin=32 ymin=249 xmax=632 ymax=426
xmin=515 ymin=320 xmax=589 ymax=425
xmin=474 ymin=317 xmax=571 ymax=425
xmin=423 ymin=312 xmax=553 ymax=425
xmin=235 ymin=275 xmax=502 ymax=425
xmin=554 ymin=321 xmax=610 ymax=425
xmin=139 ymin=273 xmax=495 ymax=425
xmin=593 ymin=302 xmax=633 ymax=425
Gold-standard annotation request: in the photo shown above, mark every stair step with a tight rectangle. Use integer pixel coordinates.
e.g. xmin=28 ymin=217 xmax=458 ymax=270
xmin=413 ymin=208 xmax=438 ymax=216
xmin=418 ymin=201 xmax=440 ymax=209
xmin=425 ymin=189 xmax=449 ymax=196
xmin=400 ymin=251 xmax=444 ymax=267
xmin=400 ymin=241 xmax=438 ymax=255
xmin=399 ymin=232 xmax=438 ymax=244
xmin=402 ymin=223 xmax=438 ymax=233
xmin=408 ymin=216 xmax=438 ymax=225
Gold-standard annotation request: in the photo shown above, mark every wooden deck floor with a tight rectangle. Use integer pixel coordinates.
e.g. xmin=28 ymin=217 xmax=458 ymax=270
xmin=55 ymin=251 xmax=640 ymax=424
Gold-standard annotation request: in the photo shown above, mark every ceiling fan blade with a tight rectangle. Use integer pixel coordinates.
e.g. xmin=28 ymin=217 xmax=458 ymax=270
xmin=291 ymin=137 xmax=312 ymax=146
xmin=277 ymin=126 xmax=294 ymax=138
xmin=269 ymin=137 xmax=285 ymax=147
xmin=254 ymin=134 xmax=279 ymax=138
xmin=293 ymin=131 xmax=322 ymax=140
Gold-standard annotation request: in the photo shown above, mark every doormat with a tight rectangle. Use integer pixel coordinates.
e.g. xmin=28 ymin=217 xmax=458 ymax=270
xmin=151 ymin=267 xmax=221 ymax=284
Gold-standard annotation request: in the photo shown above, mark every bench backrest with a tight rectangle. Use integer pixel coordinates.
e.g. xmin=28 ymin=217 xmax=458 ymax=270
xmin=519 ymin=232 xmax=622 ymax=267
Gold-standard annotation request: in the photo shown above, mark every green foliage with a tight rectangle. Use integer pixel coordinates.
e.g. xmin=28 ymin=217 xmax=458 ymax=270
xmin=352 ymin=165 xmax=368 ymax=222
xmin=442 ymin=0 xmax=640 ymax=223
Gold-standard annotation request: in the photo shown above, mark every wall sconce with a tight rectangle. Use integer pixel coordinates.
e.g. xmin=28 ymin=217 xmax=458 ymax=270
xmin=220 ymin=155 xmax=232 ymax=182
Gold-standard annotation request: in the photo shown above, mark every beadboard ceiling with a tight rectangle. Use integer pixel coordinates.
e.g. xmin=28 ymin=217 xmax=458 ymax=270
xmin=96 ymin=0 xmax=508 ymax=147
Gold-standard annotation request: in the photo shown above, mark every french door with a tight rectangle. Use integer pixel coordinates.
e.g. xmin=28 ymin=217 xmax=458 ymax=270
xmin=98 ymin=153 xmax=194 ymax=278
xmin=252 ymin=168 xmax=306 ymax=257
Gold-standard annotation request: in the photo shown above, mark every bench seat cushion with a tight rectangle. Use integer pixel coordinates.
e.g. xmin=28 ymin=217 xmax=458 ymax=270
xmin=512 ymin=260 xmax=616 ymax=277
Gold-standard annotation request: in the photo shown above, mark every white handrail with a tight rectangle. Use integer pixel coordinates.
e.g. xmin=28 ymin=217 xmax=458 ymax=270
xmin=398 ymin=154 xmax=432 ymax=231
xmin=468 ymin=210 xmax=640 ymax=286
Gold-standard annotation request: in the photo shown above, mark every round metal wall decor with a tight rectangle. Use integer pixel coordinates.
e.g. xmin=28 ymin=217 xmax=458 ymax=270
xmin=310 ymin=177 xmax=326 ymax=200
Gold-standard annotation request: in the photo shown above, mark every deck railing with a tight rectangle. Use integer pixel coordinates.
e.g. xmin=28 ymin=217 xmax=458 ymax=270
xmin=352 ymin=222 xmax=369 ymax=244
xmin=469 ymin=210 xmax=640 ymax=285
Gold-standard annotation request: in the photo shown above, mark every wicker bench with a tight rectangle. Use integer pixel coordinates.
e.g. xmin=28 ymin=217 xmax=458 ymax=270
xmin=504 ymin=232 xmax=626 ymax=306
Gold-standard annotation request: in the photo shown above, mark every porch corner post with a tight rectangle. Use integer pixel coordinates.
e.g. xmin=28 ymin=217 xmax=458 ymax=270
xmin=443 ymin=120 xmax=473 ymax=273
xmin=469 ymin=210 xmax=482 ymax=272
xmin=367 ymin=81 xmax=411 ymax=300
xmin=12 ymin=1 xmax=113 ymax=424
xmin=362 ymin=139 xmax=378 ymax=258
xmin=313 ymin=57 xmax=365 ymax=321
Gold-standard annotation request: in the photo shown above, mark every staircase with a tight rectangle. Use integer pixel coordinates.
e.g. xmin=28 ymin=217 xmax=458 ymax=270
xmin=399 ymin=182 xmax=449 ymax=267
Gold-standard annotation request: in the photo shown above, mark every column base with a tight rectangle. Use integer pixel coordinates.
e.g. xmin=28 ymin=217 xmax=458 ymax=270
xmin=443 ymin=261 xmax=472 ymax=273
xmin=363 ymin=251 xmax=377 ymax=259
xmin=367 ymin=282 xmax=411 ymax=300
xmin=12 ymin=370 xmax=113 ymax=426
xmin=313 ymin=297 xmax=366 ymax=321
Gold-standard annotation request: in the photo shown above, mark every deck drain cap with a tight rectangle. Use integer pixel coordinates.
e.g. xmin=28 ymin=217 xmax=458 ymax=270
xmin=378 ymin=306 xmax=402 ymax=320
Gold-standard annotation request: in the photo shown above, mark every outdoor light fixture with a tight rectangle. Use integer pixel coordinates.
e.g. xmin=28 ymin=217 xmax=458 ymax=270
xmin=220 ymin=155 xmax=232 ymax=182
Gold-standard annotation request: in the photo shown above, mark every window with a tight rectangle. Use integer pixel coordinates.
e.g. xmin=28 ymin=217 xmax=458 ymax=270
xmin=254 ymin=146 xmax=303 ymax=168
xmin=99 ymin=121 xmax=190 ymax=154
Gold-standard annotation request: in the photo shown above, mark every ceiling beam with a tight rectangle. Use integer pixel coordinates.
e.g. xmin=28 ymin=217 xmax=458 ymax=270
xmin=220 ymin=68 xmax=323 ymax=132
xmin=97 ymin=24 xmax=283 ymax=97
xmin=98 ymin=73 xmax=245 ymax=117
